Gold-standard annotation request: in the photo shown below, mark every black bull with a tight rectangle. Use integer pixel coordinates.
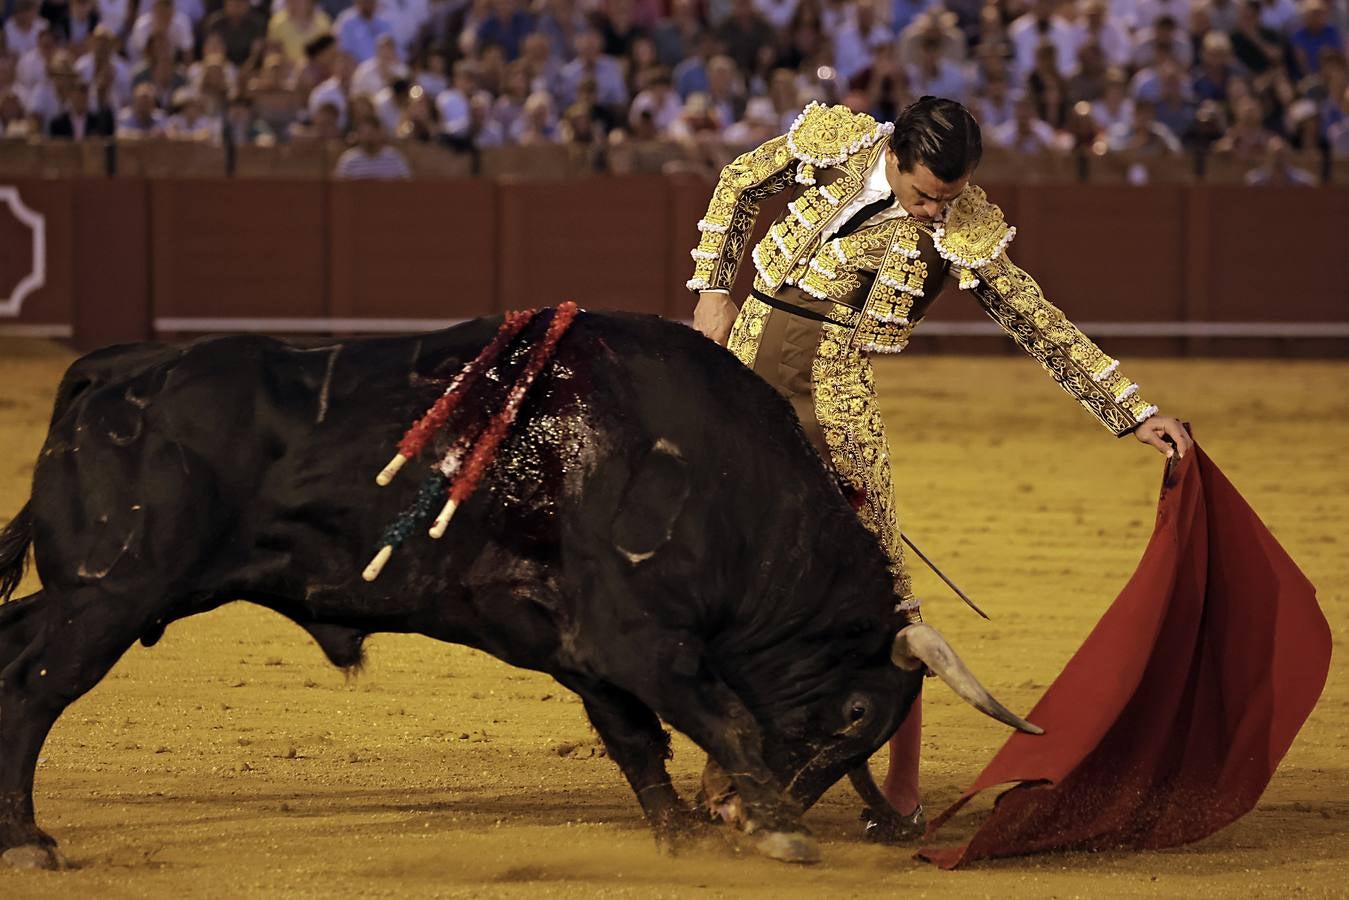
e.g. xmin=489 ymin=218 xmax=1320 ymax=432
xmin=0 ymin=311 xmax=1032 ymax=866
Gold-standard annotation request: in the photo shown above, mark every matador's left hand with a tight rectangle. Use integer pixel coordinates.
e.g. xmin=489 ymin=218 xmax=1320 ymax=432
xmin=1134 ymin=414 xmax=1193 ymax=459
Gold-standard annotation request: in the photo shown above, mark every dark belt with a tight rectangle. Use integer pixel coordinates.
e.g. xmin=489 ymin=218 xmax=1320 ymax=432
xmin=750 ymin=287 xmax=856 ymax=327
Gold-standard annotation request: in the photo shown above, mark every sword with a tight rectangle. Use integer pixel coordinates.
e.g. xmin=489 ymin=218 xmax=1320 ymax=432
xmin=900 ymin=531 xmax=990 ymax=620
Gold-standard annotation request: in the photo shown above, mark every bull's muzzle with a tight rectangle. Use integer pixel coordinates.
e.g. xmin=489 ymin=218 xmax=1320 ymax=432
xmin=891 ymin=624 xmax=1044 ymax=735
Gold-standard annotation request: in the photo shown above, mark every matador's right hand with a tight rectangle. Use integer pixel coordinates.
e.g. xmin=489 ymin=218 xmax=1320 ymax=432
xmin=693 ymin=292 xmax=739 ymax=346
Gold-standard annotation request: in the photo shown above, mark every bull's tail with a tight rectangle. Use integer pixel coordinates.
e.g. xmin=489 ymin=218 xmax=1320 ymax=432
xmin=0 ymin=501 xmax=33 ymax=603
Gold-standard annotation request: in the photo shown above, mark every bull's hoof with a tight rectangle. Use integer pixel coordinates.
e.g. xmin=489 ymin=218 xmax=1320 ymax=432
xmin=860 ymin=803 xmax=926 ymax=844
xmin=652 ymin=806 xmax=719 ymax=856
xmin=2 ymin=843 xmax=66 ymax=870
xmin=752 ymin=830 xmax=821 ymax=864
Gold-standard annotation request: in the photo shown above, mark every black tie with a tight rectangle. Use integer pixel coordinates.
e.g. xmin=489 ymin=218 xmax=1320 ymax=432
xmin=831 ymin=193 xmax=897 ymax=241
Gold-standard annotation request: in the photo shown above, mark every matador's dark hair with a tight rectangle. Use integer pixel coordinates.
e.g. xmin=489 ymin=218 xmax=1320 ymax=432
xmin=888 ymin=96 xmax=983 ymax=183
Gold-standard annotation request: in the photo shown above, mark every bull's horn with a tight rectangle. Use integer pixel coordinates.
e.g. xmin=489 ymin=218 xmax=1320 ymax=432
xmin=892 ymin=623 xmax=1044 ymax=735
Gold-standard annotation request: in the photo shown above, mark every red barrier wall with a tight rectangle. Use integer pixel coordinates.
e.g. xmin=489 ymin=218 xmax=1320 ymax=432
xmin=0 ymin=177 xmax=1345 ymax=352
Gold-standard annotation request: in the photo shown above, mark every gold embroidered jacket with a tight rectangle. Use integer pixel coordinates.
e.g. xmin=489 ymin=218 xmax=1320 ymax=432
xmin=687 ymin=101 xmax=1159 ymax=437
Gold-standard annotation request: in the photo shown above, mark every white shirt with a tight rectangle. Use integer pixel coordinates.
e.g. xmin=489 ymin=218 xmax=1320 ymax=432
xmin=308 ymin=77 xmax=350 ymax=127
xmin=1008 ymin=14 xmax=1081 ymax=78
xmin=3 ymin=17 xmax=47 ymax=57
xmin=128 ymin=11 xmax=195 ymax=59
xmin=334 ymin=145 xmax=412 ymax=179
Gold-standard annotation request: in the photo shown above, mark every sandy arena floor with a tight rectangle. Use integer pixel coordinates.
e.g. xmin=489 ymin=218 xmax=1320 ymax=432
xmin=0 ymin=337 xmax=1345 ymax=899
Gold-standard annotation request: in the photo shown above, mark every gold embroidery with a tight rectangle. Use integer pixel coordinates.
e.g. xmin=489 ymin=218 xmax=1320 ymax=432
xmin=971 ymin=255 xmax=1158 ymax=434
xmin=814 ymin=327 xmax=914 ymax=600
xmin=687 ymin=135 xmax=798 ymax=293
xmin=786 ymin=102 xmax=894 ymax=169
xmin=933 ymin=185 xmax=1016 ymax=270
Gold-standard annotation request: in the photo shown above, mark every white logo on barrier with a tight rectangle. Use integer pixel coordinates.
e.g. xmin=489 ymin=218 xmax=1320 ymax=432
xmin=0 ymin=186 xmax=47 ymax=317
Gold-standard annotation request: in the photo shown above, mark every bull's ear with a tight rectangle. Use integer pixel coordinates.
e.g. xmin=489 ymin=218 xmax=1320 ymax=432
xmin=611 ymin=438 xmax=691 ymax=564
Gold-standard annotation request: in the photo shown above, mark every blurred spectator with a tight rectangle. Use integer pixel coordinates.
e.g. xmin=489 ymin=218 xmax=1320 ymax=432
xmin=897 ymin=7 xmax=966 ymax=63
xmin=61 ymin=0 xmax=101 ymax=48
xmin=557 ymin=28 xmax=628 ymax=110
xmin=510 ymin=89 xmax=558 ymax=141
xmin=269 ymin=0 xmax=333 ymax=64
xmin=1078 ymin=0 xmax=1135 ymax=68
xmin=1134 ymin=15 xmax=1194 ymax=67
xmin=1187 ymin=96 xmax=1230 ymax=146
xmin=652 ymin=0 xmax=705 ymax=66
xmin=1064 ymin=99 xmax=1107 ymax=154
xmin=436 ymin=60 xmax=478 ymax=138
xmin=224 ymin=92 xmax=275 ymax=145
xmin=165 ymin=87 xmax=219 ymax=140
xmin=74 ymin=27 xmax=130 ymax=108
xmin=1106 ymin=96 xmax=1184 ymax=153
xmin=1212 ymin=93 xmax=1274 ymax=156
xmin=628 ymin=67 xmax=681 ymax=132
xmin=395 ymin=84 xmax=439 ymax=140
xmin=334 ymin=110 xmax=411 ymax=175
xmin=1193 ymin=31 xmax=1236 ymax=101
xmin=754 ymin=0 xmax=801 ymax=30
xmin=672 ymin=31 xmax=717 ymax=98
xmin=766 ymin=66 xmax=803 ymax=131
xmin=202 ymin=0 xmax=267 ymax=68
xmin=908 ymin=33 xmax=968 ymax=99
xmin=95 ymin=0 xmax=130 ymax=39
xmin=462 ymin=89 xmax=506 ymax=146
xmin=25 ymin=49 xmax=79 ymax=126
xmin=1028 ymin=40 xmax=1070 ymax=126
xmin=474 ymin=0 xmax=535 ymax=61
xmin=834 ymin=0 xmax=894 ymax=84
xmin=132 ymin=35 xmax=189 ymax=108
xmin=1244 ymin=134 xmax=1317 ymax=181
xmin=16 ymin=27 xmax=58 ymax=91
xmin=667 ymin=90 xmax=723 ymax=140
xmin=335 ymin=0 xmax=395 ymax=64
xmin=1230 ymin=0 xmax=1283 ymax=74
xmin=291 ymin=98 xmax=343 ymax=140
xmin=309 ymin=49 xmax=356 ymax=126
xmin=5 ymin=0 xmax=49 ymax=57
xmin=722 ymin=93 xmax=777 ymax=146
xmin=1206 ymin=0 xmax=1242 ymax=32
xmin=492 ymin=60 xmax=531 ymax=133
xmin=716 ymin=0 xmax=773 ymax=74
xmin=128 ymin=0 xmax=194 ymax=61
xmin=703 ymin=53 xmax=744 ymax=125
xmin=116 ymin=82 xmax=167 ymax=137
xmin=990 ymin=95 xmax=1065 ymax=152
xmin=596 ymin=0 xmax=649 ymax=59
xmin=0 ymin=91 xmax=38 ymax=136
xmin=1152 ymin=61 xmax=1198 ymax=134
xmin=1328 ymin=84 xmax=1349 ymax=154
xmin=352 ymin=32 xmax=408 ymax=95
xmin=1289 ymin=0 xmax=1342 ymax=76
xmin=374 ymin=76 xmax=413 ymax=131
xmin=974 ymin=71 xmax=1018 ymax=128
xmin=1126 ymin=0 xmax=1193 ymax=32
xmin=1009 ymin=0 xmax=1081 ymax=78
xmin=48 ymin=79 xmax=114 ymax=136
xmin=1256 ymin=0 xmax=1301 ymax=33
xmin=519 ymin=31 xmax=562 ymax=93
xmin=1068 ymin=41 xmax=1111 ymax=102
xmin=534 ymin=0 xmax=588 ymax=62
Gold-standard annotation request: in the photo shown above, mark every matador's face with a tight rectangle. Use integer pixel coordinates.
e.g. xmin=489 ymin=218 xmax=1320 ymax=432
xmin=884 ymin=147 xmax=969 ymax=223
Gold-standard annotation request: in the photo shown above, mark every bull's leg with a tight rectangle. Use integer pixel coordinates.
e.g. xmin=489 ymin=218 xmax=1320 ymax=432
xmin=642 ymin=673 xmax=820 ymax=864
xmin=565 ymin=679 xmax=706 ymax=849
xmin=0 ymin=591 xmax=148 ymax=867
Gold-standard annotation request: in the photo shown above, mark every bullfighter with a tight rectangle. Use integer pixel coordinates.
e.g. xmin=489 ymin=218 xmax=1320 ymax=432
xmin=687 ymin=95 xmax=1193 ymax=838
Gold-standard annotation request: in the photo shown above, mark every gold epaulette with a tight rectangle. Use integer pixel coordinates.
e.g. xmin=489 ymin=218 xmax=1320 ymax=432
xmin=786 ymin=102 xmax=895 ymax=186
xmin=932 ymin=185 xmax=1017 ymax=289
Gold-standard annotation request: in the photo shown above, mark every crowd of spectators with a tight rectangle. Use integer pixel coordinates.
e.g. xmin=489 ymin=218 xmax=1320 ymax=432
xmin=0 ymin=0 xmax=1345 ymax=180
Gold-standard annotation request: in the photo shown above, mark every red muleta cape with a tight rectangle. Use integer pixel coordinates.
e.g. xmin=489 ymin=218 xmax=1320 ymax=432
xmin=919 ymin=442 xmax=1331 ymax=868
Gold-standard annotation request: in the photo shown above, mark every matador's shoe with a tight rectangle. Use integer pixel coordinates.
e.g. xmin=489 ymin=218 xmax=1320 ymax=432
xmin=860 ymin=803 xmax=926 ymax=844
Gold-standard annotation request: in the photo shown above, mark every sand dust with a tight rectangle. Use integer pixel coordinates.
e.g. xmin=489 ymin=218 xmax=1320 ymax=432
xmin=0 ymin=337 xmax=1345 ymax=898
